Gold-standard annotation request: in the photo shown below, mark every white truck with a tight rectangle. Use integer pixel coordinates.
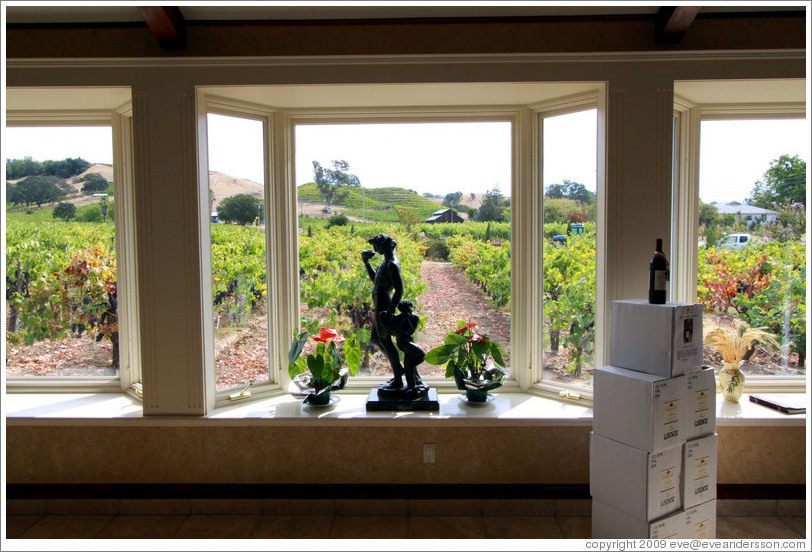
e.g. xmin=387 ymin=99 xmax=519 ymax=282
xmin=717 ymin=233 xmax=752 ymax=250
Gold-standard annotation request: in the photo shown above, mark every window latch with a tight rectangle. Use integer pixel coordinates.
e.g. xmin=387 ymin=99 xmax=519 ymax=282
xmin=559 ymin=390 xmax=582 ymax=400
xmin=228 ymin=382 xmax=253 ymax=401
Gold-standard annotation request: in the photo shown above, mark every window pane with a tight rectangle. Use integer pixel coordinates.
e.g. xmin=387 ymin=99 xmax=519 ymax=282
xmin=541 ymin=109 xmax=598 ymax=390
xmin=295 ymin=122 xmax=512 ymax=380
xmin=5 ymin=126 xmax=120 ymax=377
xmin=698 ymin=119 xmax=807 ymax=377
xmin=206 ymin=114 xmax=271 ymax=391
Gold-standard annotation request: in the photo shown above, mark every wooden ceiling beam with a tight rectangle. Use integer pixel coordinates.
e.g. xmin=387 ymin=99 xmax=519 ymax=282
xmin=656 ymin=6 xmax=701 ymax=44
xmin=138 ymin=6 xmax=186 ymax=50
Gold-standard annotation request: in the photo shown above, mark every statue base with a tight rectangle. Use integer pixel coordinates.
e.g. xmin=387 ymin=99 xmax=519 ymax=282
xmin=365 ymin=387 xmax=440 ymax=411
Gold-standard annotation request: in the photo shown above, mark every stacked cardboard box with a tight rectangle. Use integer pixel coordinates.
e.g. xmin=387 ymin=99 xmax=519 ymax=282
xmin=591 ymin=300 xmax=717 ymax=539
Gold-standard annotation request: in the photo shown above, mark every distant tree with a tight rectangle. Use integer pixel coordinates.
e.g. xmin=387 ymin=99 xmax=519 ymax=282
xmin=467 ymin=207 xmax=478 ymax=220
xmin=470 ymin=192 xmax=476 ymax=200
xmin=442 ymin=191 xmax=463 ymax=208
xmin=544 ymin=198 xmax=582 ymax=224
xmin=749 ymin=154 xmax=806 ymax=208
xmin=9 ymin=175 xmax=72 ymax=207
xmin=396 ymin=208 xmax=421 ymax=230
xmin=545 ymin=180 xmax=595 ymax=205
xmin=312 ymin=159 xmax=361 ymax=213
xmin=6 ymin=157 xmax=43 ymax=180
xmin=42 ymin=158 xmax=91 ymax=179
xmin=78 ymin=173 xmax=110 ymax=193
xmin=698 ymin=202 xmax=720 ymax=227
xmin=763 ymin=199 xmax=806 ymax=242
xmin=6 ymin=156 xmax=90 ymax=180
xmin=52 ymin=202 xmax=77 ymax=221
xmin=478 ymin=186 xmax=506 ymax=222
xmin=218 ymin=194 xmax=262 ymax=225
xmin=545 ymin=183 xmax=566 ymax=199
xmin=562 ymin=180 xmax=595 ymax=204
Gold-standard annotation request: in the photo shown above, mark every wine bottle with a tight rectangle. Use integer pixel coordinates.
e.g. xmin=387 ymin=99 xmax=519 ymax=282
xmin=649 ymin=238 xmax=669 ymax=304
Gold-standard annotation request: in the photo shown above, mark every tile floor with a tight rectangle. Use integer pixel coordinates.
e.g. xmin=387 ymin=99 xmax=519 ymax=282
xmin=5 ymin=499 xmax=807 ymax=540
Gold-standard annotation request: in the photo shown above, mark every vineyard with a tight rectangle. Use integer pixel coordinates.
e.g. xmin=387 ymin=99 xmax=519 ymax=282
xmin=6 ymin=210 xmax=806 ymax=387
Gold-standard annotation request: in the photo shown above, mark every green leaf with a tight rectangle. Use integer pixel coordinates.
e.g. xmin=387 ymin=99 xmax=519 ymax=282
xmin=444 ymin=332 xmax=468 ymax=346
xmin=344 ymin=334 xmax=361 ymax=376
xmin=288 ymin=357 xmax=307 ymax=379
xmin=471 ymin=340 xmax=489 ymax=359
xmin=288 ymin=330 xmax=308 ymax=365
xmin=490 ymin=342 xmax=507 ymax=367
xmin=453 ymin=365 xmax=467 ymax=389
xmin=307 ymin=354 xmax=325 ymax=381
xmin=424 ymin=344 xmax=453 ymax=365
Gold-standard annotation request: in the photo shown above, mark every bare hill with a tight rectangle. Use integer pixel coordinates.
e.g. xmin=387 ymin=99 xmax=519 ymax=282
xmin=70 ymin=164 xmax=114 ymax=193
xmin=428 ymin=193 xmax=485 ymax=210
xmin=209 ymin=171 xmax=263 ymax=209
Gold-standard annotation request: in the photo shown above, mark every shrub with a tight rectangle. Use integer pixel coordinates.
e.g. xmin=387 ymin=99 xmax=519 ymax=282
xmin=79 ymin=173 xmax=110 ymax=193
xmin=424 ymin=238 xmax=450 ymax=260
xmin=327 ymin=213 xmax=349 ymax=227
xmin=52 ymin=202 xmax=77 ymax=221
xmin=76 ymin=204 xmax=103 ymax=222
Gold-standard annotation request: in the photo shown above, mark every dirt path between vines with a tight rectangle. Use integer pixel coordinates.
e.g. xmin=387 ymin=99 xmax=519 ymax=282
xmin=414 ymin=261 xmax=511 ymax=363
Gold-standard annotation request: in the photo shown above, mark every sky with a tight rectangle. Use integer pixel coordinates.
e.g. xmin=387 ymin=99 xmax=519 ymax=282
xmin=4 ymin=113 xmax=809 ymax=204
xmin=699 ymin=119 xmax=809 ymax=204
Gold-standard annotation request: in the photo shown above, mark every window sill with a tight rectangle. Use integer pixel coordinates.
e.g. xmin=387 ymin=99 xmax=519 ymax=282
xmin=4 ymin=391 xmax=806 ymax=428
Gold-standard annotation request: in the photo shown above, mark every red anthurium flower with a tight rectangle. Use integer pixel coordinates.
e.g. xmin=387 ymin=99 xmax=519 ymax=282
xmin=455 ymin=321 xmax=478 ymax=334
xmin=313 ymin=327 xmax=344 ymax=343
xmin=469 ymin=333 xmax=487 ymax=343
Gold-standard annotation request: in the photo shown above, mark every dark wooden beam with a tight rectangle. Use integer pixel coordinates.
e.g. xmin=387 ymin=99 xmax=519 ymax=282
xmin=138 ymin=6 xmax=186 ymax=50
xmin=656 ymin=6 xmax=701 ymax=44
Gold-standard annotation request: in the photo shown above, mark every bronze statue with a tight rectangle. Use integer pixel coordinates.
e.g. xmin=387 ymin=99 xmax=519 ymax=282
xmin=391 ymin=300 xmax=427 ymax=398
xmin=362 ymin=234 xmax=427 ymax=400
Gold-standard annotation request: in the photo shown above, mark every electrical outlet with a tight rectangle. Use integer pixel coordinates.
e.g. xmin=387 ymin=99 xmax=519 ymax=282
xmin=423 ymin=443 xmax=436 ymax=464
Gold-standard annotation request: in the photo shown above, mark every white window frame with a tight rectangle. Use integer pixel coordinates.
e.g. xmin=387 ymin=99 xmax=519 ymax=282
xmin=5 ymin=102 xmax=142 ymax=396
xmin=529 ymin=91 xmax=606 ymax=402
xmin=672 ymin=95 xmax=807 ymax=394
xmin=198 ymin=95 xmax=283 ymax=408
xmin=198 ymin=85 xmax=607 ymax=404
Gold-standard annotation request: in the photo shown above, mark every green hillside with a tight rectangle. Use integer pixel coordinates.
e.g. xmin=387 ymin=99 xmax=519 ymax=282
xmin=297 ymin=182 xmax=441 ymax=219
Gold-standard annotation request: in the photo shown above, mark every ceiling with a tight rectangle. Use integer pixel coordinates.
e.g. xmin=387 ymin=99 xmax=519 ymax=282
xmin=4 ymin=5 xmax=803 ymax=24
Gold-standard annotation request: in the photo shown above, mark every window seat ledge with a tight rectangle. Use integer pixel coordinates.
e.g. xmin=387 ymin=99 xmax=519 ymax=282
xmin=4 ymin=391 xmax=806 ymax=427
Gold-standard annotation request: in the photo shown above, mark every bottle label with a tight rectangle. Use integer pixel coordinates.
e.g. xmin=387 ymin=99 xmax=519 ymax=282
xmin=654 ymin=270 xmax=668 ymax=291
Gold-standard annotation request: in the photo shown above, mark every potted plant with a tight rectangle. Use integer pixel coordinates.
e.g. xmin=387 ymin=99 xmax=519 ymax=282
xmin=704 ymin=319 xmax=779 ymax=402
xmin=424 ymin=321 xmax=507 ymax=403
xmin=288 ymin=327 xmax=361 ymax=406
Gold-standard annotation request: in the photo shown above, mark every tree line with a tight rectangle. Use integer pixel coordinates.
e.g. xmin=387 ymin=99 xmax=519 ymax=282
xmin=6 ymin=157 xmax=110 ymax=208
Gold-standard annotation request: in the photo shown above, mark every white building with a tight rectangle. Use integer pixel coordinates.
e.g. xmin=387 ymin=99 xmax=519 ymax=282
xmin=714 ymin=202 xmax=778 ymax=224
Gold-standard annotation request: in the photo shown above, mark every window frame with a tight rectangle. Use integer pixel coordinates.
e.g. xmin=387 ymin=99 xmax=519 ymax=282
xmin=672 ymin=94 xmax=807 ymax=394
xmin=198 ymin=85 xmax=607 ymax=404
xmin=5 ymin=102 xmax=141 ymax=396
xmin=530 ymin=91 xmax=606 ymax=401
xmin=198 ymin=95 xmax=284 ymax=408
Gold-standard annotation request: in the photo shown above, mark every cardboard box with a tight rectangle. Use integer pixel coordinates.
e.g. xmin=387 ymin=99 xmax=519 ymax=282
xmin=592 ymin=499 xmax=686 ymax=539
xmin=590 ymin=433 xmax=682 ymax=521
xmin=610 ymin=300 xmax=704 ymax=377
xmin=685 ymin=367 xmax=717 ymax=441
xmin=594 ymin=365 xmax=686 ymax=452
xmin=683 ymin=434 xmax=718 ymax=509
xmin=684 ymin=499 xmax=717 ymax=539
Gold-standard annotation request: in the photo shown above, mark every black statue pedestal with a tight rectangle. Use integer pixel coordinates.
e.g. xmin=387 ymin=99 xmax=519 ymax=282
xmin=365 ymin=388 xmax=440 ymax=412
